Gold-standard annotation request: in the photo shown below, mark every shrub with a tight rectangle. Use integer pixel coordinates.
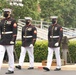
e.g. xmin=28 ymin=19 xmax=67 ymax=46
xmin=15 ymin=40 xmax=76 ymax=63
xmin=68 ymin=40 xmax=76 ymax=63
xmin=15 ymin=40 xmax=48 ymax=62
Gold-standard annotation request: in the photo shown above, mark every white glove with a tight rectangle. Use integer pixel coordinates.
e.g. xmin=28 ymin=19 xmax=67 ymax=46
xmin=55 ymin=42 xmax=59 ymax=46
xmin=10 ymin=41 xmax=14 ymax=44
xmin=29 ymin=44 xmax=33 ymax=47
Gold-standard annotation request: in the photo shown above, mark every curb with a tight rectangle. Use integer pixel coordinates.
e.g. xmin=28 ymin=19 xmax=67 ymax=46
xmin=2 ymin=63 xmax=76 ymax=70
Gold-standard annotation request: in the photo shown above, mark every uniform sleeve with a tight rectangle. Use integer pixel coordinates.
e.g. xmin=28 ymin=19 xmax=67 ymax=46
xmin=32 ymin=27 xmax=37 ymax=45
xmin=22 ymin=27 xmax=24 ymax=41
xmin=48 ymin=26 xmax=50 ymax=41
xmin=59 ymin=26 xmax=63 ymax=43
xmin=0 ymin=20 xmax=2 ymax=31
xmin=11 ymin=19 xmax=17 ymax=42
xmin=0 ymin=24 xmax=1 ymax=29
xmin=0 ymin=21 xmax=2 ymax=39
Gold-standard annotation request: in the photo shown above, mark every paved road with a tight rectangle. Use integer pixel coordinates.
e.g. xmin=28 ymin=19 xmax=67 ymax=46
xmin=1 ymin=67 xmax=76 ymax=75
xmin=1 ymin=63 xmax=76 ymax=75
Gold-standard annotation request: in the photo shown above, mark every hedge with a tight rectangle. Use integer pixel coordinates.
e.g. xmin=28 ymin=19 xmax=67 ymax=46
xmin=68 ymin=40 xmax=76 ymax=63
xmin=15 ymin=40 xmax=76 ymax=63
xmin=15 ymin=40 xmax=48 ymax=62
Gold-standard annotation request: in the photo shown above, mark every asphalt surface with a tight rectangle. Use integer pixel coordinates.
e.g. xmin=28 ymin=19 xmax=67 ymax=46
xmin=1 ymin=63 xmax=76 ymax=75
xmin=1 ymin=67 xmax=76 ymax=75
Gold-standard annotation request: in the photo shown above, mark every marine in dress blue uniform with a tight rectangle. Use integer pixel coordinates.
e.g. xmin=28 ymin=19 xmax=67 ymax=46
xmin=0 ymin=8 xmax=17 ymax=74
xmin=43 ymin=16 xmax=63 ymax=71
xmin=15 ymin=17 xmax=37 ymax=70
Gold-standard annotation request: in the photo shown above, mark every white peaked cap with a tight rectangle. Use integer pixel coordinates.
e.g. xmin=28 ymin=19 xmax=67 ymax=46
xmin=3 ymin=8 xmax=12 ymax=14
xmin=50 ymin=16 xmax=58 ymax=19
xmin=24 ymin=17 xmax=32 ymax=20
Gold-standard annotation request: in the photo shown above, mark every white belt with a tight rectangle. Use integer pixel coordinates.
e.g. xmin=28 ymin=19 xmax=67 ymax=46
xmin=23 ymin=36 xmax=33 ymax=38
xmin=50 ymin=36 xmax=59 ymax=38
xmin=2 ymin=31 xmax=13 ymax=34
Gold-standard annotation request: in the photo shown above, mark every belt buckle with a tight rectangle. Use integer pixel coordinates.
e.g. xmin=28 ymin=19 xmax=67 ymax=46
xmin=25 ymin=36 xmax=26 ymax=38
xmin=3 ymin=32 xmax=5 ymax=34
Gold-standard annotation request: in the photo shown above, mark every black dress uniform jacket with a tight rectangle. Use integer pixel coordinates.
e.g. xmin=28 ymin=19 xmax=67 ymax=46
xmin=22 ymin=24 xmax=37 ymax=47
xmin=48 ymin=24 xmax=63 ymax=48
xmin=0 ymin=17 xmax=17 ymax=45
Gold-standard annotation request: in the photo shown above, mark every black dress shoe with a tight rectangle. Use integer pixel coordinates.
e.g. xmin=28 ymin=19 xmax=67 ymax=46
xmin=43 ymin=67 xmax=50 ymax=71
xmin=54 ymin=68 xmax=61 ymax=71
xmin=28 ymin=67 xmax=34 ymax=70
xmin=15 ymin=65 xmax=21 ymax=70
xmin=5 ymin=70 xmax=14 ymax=74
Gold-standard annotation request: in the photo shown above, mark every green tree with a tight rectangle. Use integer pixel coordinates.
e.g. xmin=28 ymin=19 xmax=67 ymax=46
xmin=40 ymin=0 xmax=76 ymax=27
xmin=0 ymin=0 xmax=40 ymax=20
xmin=0 ymin=0 xmax=76 ymax=28
xmin=12 ymin=0 xmax=41 ymax=20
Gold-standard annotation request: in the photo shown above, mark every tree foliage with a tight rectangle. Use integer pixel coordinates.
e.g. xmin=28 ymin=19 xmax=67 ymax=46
xmin=0 ymin=0 xmax=40 ymax=20
xmin=40 ymin=0 xmax=76 ymax=27
xmin=13 ymin=0 xmax=40 ymax=20
xmin=0 ymin=0 xmax=76 ymax=27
